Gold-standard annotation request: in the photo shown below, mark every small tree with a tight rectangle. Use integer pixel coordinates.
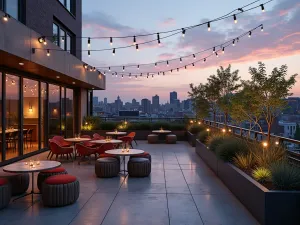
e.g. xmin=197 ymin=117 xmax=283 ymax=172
xmin=189 ymin=83 xmax=210 ymax=120
xmin=205 ymin=78 xmax=220 ymax=125
xmin=248 ymin=62 xmax=297 ymax=142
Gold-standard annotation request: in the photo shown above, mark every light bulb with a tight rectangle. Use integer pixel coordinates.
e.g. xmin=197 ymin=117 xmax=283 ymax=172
xmin=88 ymin=37 xmax=91 ymax=47
xmin=110 ymin=37 xmax=113 ymax=46
xmin=233 ymin=14 xmax=237 ymax=24
xmin=261 ymin=25 xmax=264 ymax=32
xmin=180 ymin=58 xmax=182 ymax=63
xmin=133 ymin=36 xmax=136 ymax=45
xmin=112 ymin=48 xmax=115 ymax=56
xmin=47 ymin=49 xmax=50 ymax=56
xmin=182 ymin=28 xmax=186 ymax=37
xmin=123 ymin=66 xmax=125 ymax=72
xmin=248 ymin=31 xmax=252 ymax=38
xmin=261 ymin=4 xmax=265 ymax=12
xmin=136 ymin=44 xmax=139 ymax=51
xmin=193 ymin=54 xmax=196 ymax=59
xmin=88 ymin=50 xmax=91 ymax=57
xmin=167 ymin=61 xmax=169 ymax=67
xmin=207 ymin=22 xmax=211 ymax=31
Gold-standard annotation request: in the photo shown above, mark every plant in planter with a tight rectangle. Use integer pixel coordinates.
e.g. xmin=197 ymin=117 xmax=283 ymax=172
xmin=271 ymin=162 xmax=300 ymax=190
xmin=252 ymin=167 xmax=271 ymax=183
xmin=207 ymin=133 xmax=230 ymax=152
xmin=197 ymin=130 xmax=208 ymax=143
xmin=187 ymin=124 xmax=205 ymax=134
xmin=233 ymin=153 xmax=255 ymax=171
xmin=216 ymin=137 xmax=248 ymax=162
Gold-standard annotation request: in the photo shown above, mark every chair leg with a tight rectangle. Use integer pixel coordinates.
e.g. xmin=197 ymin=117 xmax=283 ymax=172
xmin=55 ymin=154 xmax=58 ymax=160
xmin=134 ymin=139 xmax=138 ymax=145
xmin=50 ymin=152 xmax=53 ymax=160
xmin=66 ymin=154 xmax=69 ymax=160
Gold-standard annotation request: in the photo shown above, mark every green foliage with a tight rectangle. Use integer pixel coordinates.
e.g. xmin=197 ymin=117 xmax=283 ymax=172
xmin=82 ymin=116 xmax=101 ymax=130
xmin=271 ymin=162 xmax=300 ymax=190
xmin=208 ymin=134 xmax=229 ymax=152
xmin=233 ymin=153 xmax=255 ymax=171
xmin=188 ymin=83 xmax=210 ymax=119
xmin=197 ymin=130 xmax=208 ymax=143
xmin=216 ymin=138 xmax=248 ymax=162
xmin=251 ymin=141 xmax=286 ymax=168
xmin=252 ymin=167 xmax=271 ymax=183
xmin=187 ymin=124 xmax=205 ymax=134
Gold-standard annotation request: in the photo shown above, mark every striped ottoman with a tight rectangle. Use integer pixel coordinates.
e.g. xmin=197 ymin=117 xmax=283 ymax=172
xmin=95 ymin=157 xmax=120 ymax=178
xmin=42 ymin=174 xmax=79 ymax=207
xmin=166 ymin=134 xmax=177 ymax=144
xmin=128 ymin=158 xmax=151 ymax=177
xmin=0 ymin=172 xmax=29 ymax=196
xmin=37 ymin=167 xmax=67 ymax=191
xmin=0 ymin=178 xmax=11 ymax=210
xmin=147 ymin=134 xmax=158 ymax=144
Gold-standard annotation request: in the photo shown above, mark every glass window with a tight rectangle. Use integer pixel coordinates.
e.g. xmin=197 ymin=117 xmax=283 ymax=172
xmin=23 ymin=78 xmax=39 ymax=155
xmin=61 ymin=87 xmax=65 ymax=136
xmin=60 ymin=29 xmax=66 ymax=50
xmin=5 ymin=0 xmax=18 ymax=20
xmin=49 ymin=84 xmax=60 ymax=138
xmin=41 ymin=83 xmax=47 ymax=148
xmin=53 ymin=23 xmax=59 ymax=46
xmin=66 ymin=89 xmax=73 ymax=137
xmin=66 ymin=34 xmax=71 ymax=53
xmin=58 ymin=0 xmax=74 ymax=15
xmin=5 ymin=74 xmax=20 ymax=160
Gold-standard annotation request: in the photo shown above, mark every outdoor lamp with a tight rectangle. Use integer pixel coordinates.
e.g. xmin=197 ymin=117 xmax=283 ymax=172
xmin=222 ymin=129 xmax=226 ymax=133
xmin=262 ymin=142 xmax=268 ymax=148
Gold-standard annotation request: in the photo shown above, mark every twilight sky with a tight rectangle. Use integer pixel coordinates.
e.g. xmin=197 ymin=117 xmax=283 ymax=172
xmin=82 ymin=0 xmax=300 ymax=103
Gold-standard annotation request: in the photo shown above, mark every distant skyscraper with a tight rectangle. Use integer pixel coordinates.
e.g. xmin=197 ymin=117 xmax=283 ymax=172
xmin=104 ymin=97 xmax=107 ymax=105
xmin=141 ymin=98 xmax=151 ymax=114
xmin=170 ymin=91 xmax=177 ymax=104
xmin=93 ymin=96 xmax=99 ymax=106
xmin=114 ymin=96 xmax=123 ymax=112
xmin=152 ymin=95 xmax=160 ymax=113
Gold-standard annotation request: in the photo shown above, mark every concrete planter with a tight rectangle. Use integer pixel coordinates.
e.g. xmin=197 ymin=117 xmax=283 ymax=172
xmin=82 ymin=130 xmax=187 ymax=141
xmin=195 ymin=139 xmax=300 ymax=225
xmin=187 ymin=131 xmax=196 ymax=147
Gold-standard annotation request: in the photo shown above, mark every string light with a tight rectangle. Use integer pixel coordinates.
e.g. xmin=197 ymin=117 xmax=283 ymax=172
xmin=136 ymin=44 xmax=139 ymax=51
xmin=109 ymin=67 xmax=111 ymax=71
xmin=84 ymin=64 xmax=88 ymax=69
xmin=88 ymin=37 xmax=91 ymax=47
xmin=129 ymin=73 xmax=131 ymax=78
xmin=207 ymin=22 xmax=211 ymax=31
xmin=177 ymin=68 xmax=179 ymax=72
xmin=88 ymin=50 xmax=91 ymax=57
xmin=182 ymin=28 xmax=186 ymax=37
xmin=213 ymin=47 xmax=215 ymax=53
xmin=112 ymin=48 xmax=115 ymax=56
xmin=203 ymin=58 xmax=206 ymax=63
xmin=133 ymin=36 xmax=136 ymax=45
xmin=38 ymin=36 xmax=45 ymax=43
xmin=167 ymin=61 xmax=169 ymax=67
xmin=261 ymin=4 xmax=265 ymax=12
xmin=3 ymin=13 xmax=10 ymax=21
xmin=215 ymin=52 xmax=218 ymax=57
xmin=233 ymin=14 xmax=237 ymax=24
xmin=185 ymin=66 xmax=187 ymax=69
xmin=163 ymin=72 xmax=165 ymax=75
xmin=155 ymin=63 xmax=157 ymax=67
xmin=47 ymin=49 xmax=50 ymax=56
xmin=232 ymin=39 xmax=235 ymax=46
xmin=222 ymin=47 xmax=225 ymax=54
xmin=123 ymin=66 xmax=125 ymax=71
xmin=248 ymin=31 xmax=252 ymax=37
xmin=122 ymin=75 xmax=124 ymax=79
xmin=192 ymin=63 xmax=195 ymax=66
xmin=157 ymin=33 xmax=161 ymax=45
xmin=137 ymin=65 xmax=140 ymax=70
xmin=180 ymin=58 xmax=182 ymax=63
xmin=261 ymin=25 xmax=264 ymax=32
xmin=110 ymin=37 xmax=113 ymax=46
xmin=193 ymin=54 xmax=196 ymax=59
xmin=135 ymin=75 xmax=137 ymax=79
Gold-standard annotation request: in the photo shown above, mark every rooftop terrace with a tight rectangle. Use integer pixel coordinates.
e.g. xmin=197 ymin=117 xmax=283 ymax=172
xmin=0 ymin=141 xmax=258 ymax=225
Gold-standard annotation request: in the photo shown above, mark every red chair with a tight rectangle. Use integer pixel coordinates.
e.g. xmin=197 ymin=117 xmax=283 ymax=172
xmin=93 ymin=133 xmax=104 ymax=140
xmin=49 ymin=140 xmax=74 ymax=161
xmin=127 ymin=132 xmax=137 ymax=145
xmin=97 ymin=143 xmax=120 ymax=161
xmin=75 ymin=143 xmax=97 ymax=164
xmin=80 ymin=135 xmax=96 ymax=148
xmin=118 ymin=136 xmax=134 ymax=148
xmin=52 ymin=136 xmax=71 ymax=147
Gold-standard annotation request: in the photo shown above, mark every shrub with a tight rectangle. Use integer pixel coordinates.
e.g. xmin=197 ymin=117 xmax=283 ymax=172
xmin=216 ymin=138 xmax=248 ymax=162
xmin=100 ymin=122 xmax=118 ymax=130
xmin=197 ymin=130 xmax=208 ymax=143
xmin=82 ymin=116 xmax=101 ymax=130
xmin=252 ymin=167 xmax=271 ymax=183
xmin=208 ymin=134 xmax=230 ymax=152
xmin=251 ymin=141 xmax=286 ymax=169
xmin=187 ymin=124 xmax=205 ymax=134
xmin=271 ymin=162 xmax=300 ymax=190
xmin=233 ymin=153 xmax=255 ymax=171
xmin=169 ymin=123 xmax=185 ymax=131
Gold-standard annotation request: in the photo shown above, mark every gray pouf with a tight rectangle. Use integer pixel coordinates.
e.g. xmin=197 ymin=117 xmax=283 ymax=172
xmin=128 ymin=158 xmax=151 ymax=177
xmin=130 ymin=152 xmax=152 ymax=162
xmin=42 ymin=174 xmax=79 ymax=207
xmin=0 ymin=178 xmax=11 ymax=210
xmin=147 ymin=134 xmax=158 ymax=144
xmin=166 ymin=134 xmax=177 ymax=144
xmin=37 ymin=167 xmax=68 ymax=191
xmin=0 ymin=172 xmax=29 ymax=196
xmin=95 ymin=157 xmax=119 ymax=178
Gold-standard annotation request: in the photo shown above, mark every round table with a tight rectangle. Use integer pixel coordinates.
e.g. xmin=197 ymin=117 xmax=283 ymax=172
xmin=105 ymin=149 xmax=144 ymax=176
xmin=64 ymin=138 xmax=91 ymax=159
xmin=90 ymin=139 xmax=123 ymax=145
xmin=105 ymin=131 xmax=127 ymax=139
xmin=3 ymin=161 xmax=61 ymax=204
xmin=152 ymin=130 xmax=172 ymax=142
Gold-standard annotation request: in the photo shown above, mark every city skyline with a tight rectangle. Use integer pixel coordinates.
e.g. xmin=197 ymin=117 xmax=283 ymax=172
xmin=82 ymin=0 xmax=300 ymax=103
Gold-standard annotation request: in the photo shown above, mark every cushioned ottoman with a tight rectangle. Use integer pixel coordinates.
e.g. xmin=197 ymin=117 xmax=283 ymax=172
xmin=42 ymin=174 xmax=79 ymax=207
xmin=37 ymin=167 xmax=67 ymax=191
xmin=147 ymin=134 xmax=158 ymax=144
xmin=166 ymin=134 xmax=177 ymax=144
xmin=0 ymin=172 xmax=29 ymax=196
xmin=95 ymin=157 xmax=120 ymax=178
xmin=99 ymin=153 xmax=120 ymax=162
xmin=130 ymin=152 xmax=152 ymax=162
xmin=128 ymin=158 xmax=151 ymax=177
xmin=0 ymin=178 xmax=11 ymax=210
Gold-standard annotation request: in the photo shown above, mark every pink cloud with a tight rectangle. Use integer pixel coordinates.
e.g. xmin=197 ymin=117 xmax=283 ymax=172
xmin=159 ymin=18 xmax=176 ymax=27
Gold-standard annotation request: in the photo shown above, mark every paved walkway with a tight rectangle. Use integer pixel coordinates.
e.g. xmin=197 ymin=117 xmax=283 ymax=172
xmin=0 ymin=141 xmax=259 ymax=225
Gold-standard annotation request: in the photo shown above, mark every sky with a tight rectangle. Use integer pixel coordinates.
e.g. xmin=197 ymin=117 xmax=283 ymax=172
xmin=82 ymin=0 xmax=300 ymax=104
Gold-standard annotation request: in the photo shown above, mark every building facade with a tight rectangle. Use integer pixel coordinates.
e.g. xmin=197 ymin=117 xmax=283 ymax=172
xmin=170 ymin=91 xmax=177 ymax=104
xmin=0 ymin=0 xmax=105 ymax=165
xmin=141 ymin=98 xmax=151 ymax=114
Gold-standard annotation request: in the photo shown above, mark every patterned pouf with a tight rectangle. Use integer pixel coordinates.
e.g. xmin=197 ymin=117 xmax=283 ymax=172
xmin=0 ymin=178 xmax=11 ymax=210
xmin=128 ymin=158 xmax=151 ymax=177
xmin=95 ymin=157 xmax=120 ymax=178
xmin=147 ymin=134 xmax=158 ymax=144
xmin=42 ymin=174 xmax=79 ymax=207
xmin=166 ymin=134 xmax=177 ymax=144
xmin=0 ymin=172 xmax=29 ymax=196
xmin=130 ymin=152 xmax=152 ymax=162
xmin=37 ymin=167 xmax=67 ymax=191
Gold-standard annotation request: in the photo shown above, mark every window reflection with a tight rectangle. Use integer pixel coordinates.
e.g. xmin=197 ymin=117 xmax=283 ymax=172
xmin=5 ymin=0 xmax=19 ymax=20
xmin=66 ymin=89 xmax=73 ymax=137
xmin=23 ymin=78 xmax=39 ymax=154
xmin=49 ymin=84 xmax=60 ymax=138
xmin=41 ymin=83 xmax=47 ymax=148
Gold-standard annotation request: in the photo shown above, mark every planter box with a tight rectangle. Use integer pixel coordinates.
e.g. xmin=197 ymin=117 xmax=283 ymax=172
xmin=187 ymin=131 xmax=196 ymax=147
xmin=195 ymin=139 xmax=300 ymax=225
xmin=81 ymin=130 xmax=187 ymax=141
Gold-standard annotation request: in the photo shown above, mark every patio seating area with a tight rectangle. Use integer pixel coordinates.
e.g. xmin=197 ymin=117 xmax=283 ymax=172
xmin=0 ymin=140 xmax=258 ymax=225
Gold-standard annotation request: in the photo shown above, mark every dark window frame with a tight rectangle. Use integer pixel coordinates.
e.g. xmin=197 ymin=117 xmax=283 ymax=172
xmin=57 ymin=0 xmax=76 ymax=17
xmin=53 ymin=20 xmax=75 ymax=56
xmin=1 ymin=0 xmax=25 ymax=23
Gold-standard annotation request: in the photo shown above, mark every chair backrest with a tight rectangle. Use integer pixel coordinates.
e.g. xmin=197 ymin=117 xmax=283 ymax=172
xmin=98 ymin=143 xmax=114 ymax=154
xmin=127 ymin=132 xmax=136 ymax=138
xmin=80 ymin=135 xmax=91 ymax=139
xmin=118 ymin=136 xmax=133 ymax=144
xmin=93 ymin=133 xmax=104 ymax=139
xmin=53 ymin=135 xmax=69 ymax=146
xmin=49 ymin=140 xmax=61 ymax=154
xmin=75 ymin=143 xmax=90 ymax=155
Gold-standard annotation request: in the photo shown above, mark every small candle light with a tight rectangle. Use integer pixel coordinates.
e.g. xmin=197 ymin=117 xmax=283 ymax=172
xmin=25 ymin=161 xmax=28 ymax=165
xmin=36 ymin=160 xmax=40 ymax=165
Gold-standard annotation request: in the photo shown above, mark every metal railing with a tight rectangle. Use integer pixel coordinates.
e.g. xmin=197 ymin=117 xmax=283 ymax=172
xmin=101 ymin=117 xmax=190 ymax=123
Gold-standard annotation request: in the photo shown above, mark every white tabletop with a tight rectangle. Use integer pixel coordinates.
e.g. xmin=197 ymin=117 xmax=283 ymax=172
xmin=152 ymin=130 xmax=171 ymax=134
xmin=105 ymin=149 xmax=144 ymax=156
xmin=106 ymin=131 xmax=127 ymax=135
xmin=3 ymin=161 xmax=61 ymax=173
xmin=90 ymin=139 xmax=123 ymax=144
xmin=64 ymin=138 xmax=91 ymax=142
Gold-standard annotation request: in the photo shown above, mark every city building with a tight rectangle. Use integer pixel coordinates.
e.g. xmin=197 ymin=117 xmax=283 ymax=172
xmin=93 ymin=96 xmax=98 ymax=105
xmin=141 ymin=98 xmax=151 ymax=114
xmin=104 ymin=97 xmax=107 ymax=105
xmin=170 ymin=91 xmax=177 ymax=104
xmin=152 ymin=94 xmax=159 ymax=113
xmin=0 ymin=0 xmax=105 ymax=165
